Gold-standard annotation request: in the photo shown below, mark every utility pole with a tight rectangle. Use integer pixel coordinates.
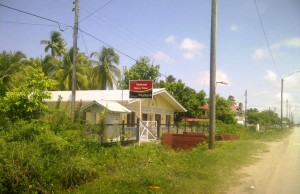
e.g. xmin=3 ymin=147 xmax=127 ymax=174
xmin=71 ymin=0 xmax=79 ymax=121
xmin=286 ymin=99 xmax=288 ymax=122
xmin=244 ymin=90 xmax=247 ymax=127
xmin=208 ymin=0 xmax=218 ymax=149
xmin=281 ymin=78 xmax=283 ymax=130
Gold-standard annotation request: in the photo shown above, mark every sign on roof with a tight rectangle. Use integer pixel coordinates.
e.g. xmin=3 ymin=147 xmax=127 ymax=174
xmin=129 ymin=80 xmax=153 ymax=99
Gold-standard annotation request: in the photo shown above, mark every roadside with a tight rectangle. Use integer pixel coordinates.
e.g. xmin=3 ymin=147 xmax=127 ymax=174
xmin=227 ymin=127 xmax=300 ymax=194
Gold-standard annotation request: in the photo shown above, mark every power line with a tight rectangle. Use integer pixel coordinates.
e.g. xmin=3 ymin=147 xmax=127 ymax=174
xmin=253 ymin=0 xmax=280 ymax=76
xmin=0 ymin=3 xmax=71 ymax=31
xmin=79 ymin=25 xmax=90 ymax=56
xmin=0 ymin=2 xmax=136 ymax=63
xmin=79 ymin=28 xmax=138 ymax=62
xmin=0 ymin=20 xmax=56 ymax=27
xmin=79 ymin=0 xmax=113 ymax=23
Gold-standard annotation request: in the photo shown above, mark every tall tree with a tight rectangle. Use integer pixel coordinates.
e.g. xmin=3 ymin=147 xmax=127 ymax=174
xmin=40 ymin=31 xmax=66 ymax=58
xmin=123 ymin=56 xmax=160 ymax=89
xmin=227 ymin=95 xmax=236 ymax=106
xmin=0 ymin=51 xmax=27 ymax=88
xmin=0 ymin=63 xmax=56 ymax=121
xmin=90 ymin=47 xmax=121 ymax=90
xmin=215 ymin=96 xmax=236 ymax=124
xmin=55 ymin=48 xmax=89 ymax=90
xmin=158 ymin=75 xmax=206 ymax=121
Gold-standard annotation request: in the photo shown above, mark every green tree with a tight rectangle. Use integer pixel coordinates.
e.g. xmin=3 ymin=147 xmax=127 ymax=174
xmin=40 ymin=55 xmax=61 ymax=78
xmin=158 ymin=75 xmax=206 ymax=121
xmin=215 ymin=96 xmax=236 ymax=124
xmin=90 ymin=47 xmax=121 ymax=90
xmin=0 ymin=51 xmax=27 ymax=88
xmin=123 ymin=56 xmax=160 ymax=89
xmin=227 ymin=95 xmax=236 ymax=106
xmin=0 ymin=64 xmax=56 ymax=121
xmin=40 ymin=31 xmax=66 ymax=58
xmin=259 ymin=110 xmax=280 ymax=126
xmin=55 ymin=48 xmax=89 ymax=90
xmin=247 ymin=108 xmax=260 ymax=125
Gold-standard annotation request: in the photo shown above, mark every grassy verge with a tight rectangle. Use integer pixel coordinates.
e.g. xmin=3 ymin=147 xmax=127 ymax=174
xmin=64 ymin=128 xmax=292 ymax=194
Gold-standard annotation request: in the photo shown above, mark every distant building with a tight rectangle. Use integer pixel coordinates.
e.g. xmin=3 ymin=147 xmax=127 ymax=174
xmin=201 ymin=104 xmax=245 ymax=124
xmin=47 ymin=88 xmax=187 ymax=126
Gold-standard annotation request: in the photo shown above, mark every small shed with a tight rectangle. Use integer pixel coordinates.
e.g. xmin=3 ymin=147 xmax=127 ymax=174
xmin=81 ymin=100 xmax=131 ymax=124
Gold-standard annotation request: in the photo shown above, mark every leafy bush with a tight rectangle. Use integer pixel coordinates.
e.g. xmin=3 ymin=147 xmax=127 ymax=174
xmin=0 ymin=110 xmax=102 ymax=193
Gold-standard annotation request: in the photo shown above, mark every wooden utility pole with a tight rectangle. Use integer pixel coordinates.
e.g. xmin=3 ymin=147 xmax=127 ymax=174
xmin=244 ymin=90 xmax=247 ymax=127
xmin=71 ymin=0 xmax=79 ymax=121
xmin=208 ymin=0 xmax=218 ymax=149
xmin=281 ymin=78 xmax=283 ymax=130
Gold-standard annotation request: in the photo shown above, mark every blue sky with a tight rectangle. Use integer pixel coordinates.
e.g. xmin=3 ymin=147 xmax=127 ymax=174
xmin=1 ymin=0 xmax=300 ymax=123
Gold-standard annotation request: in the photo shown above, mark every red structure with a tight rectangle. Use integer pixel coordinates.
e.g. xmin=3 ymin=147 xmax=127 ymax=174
xmin=162 ymin=132 xmax=240 ymax=150
xmin=162 ymin=132 xmax=207 ymax=150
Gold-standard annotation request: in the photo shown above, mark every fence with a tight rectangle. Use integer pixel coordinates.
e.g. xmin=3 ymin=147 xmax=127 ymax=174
xmin=86 ymin=120 xmax=209 ymax=146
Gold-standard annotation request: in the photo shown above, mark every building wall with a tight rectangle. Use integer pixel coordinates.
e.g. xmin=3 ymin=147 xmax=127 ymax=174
xmin=121 ymin=96 xmax=174 ymax=125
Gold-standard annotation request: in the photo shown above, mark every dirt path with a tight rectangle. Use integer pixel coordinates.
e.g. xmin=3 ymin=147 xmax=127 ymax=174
xmin=227 ymin=127 xmax=300 ymax=194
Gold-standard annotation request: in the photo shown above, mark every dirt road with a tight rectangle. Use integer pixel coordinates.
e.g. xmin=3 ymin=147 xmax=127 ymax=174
xmin=227 ymin=127 xmax=300 ymax=194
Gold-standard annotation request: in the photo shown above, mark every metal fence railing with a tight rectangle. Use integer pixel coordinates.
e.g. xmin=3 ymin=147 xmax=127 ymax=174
xmin=85 ymin=120 xmax=209 ymax=146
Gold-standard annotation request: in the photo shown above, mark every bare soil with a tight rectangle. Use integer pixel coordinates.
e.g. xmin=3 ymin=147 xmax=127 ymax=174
xmin=227 ymin=127 xmax=300 ymax=194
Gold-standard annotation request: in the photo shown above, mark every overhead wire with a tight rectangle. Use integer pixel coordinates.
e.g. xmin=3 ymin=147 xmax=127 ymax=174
xmin=253 ymin=0 xmax=280 ymax=76
xmin=79 ymin=0 xmax=113 ymax=23
xmin=79 ymin=25 xmax=90 ymax=56
xmin=0 ymin=3 xmax=71 ymax=31
xmin=0 ymin=2 xmax=197 ymax=83
xmin=0 ymin=20 xmax=56 ymax=27
xmin=0 ymin=3 xmax=137 ymax=63
xmin=78 ymin=3 xmax=198 ymax=82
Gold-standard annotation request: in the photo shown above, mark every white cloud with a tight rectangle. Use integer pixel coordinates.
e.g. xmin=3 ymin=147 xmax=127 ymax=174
xmin=230 ymin=24 xmax=238 ymax=32
xmin=283 ymin=74 xmax=300 ymax=91
xmin=252 ymin=48 xmax=269 ymax=60
xmin=179 ymin=38 xmax=205 ymax=60
xmin=165 ymin=35 xmax=176 ymax=45
xmin=180 ymin=38 xmax=204 ymax=50
xmin=264 ymin=70 xmax=278 ymax=83
xmin=253 ymin=37 xmax=300 ymax=60
xmin=197 ymin=70 xmax=230 ymax=86
xmin=271 ymin=37 xmax=300 ymax=49
xmin=153 ymin=51 xmax=176 ymax=64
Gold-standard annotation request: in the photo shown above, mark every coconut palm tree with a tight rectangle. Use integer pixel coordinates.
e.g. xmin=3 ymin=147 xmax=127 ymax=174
xmin=0 ymin=51 xmax=27 ymax=88
xmin=40 ymin=31 xmax=66 ymax=58
xmin=90 ymin=47 xmax=121 ymax=90
xmin=55 ymin=48 xmax=89 ymax=90
xmin=40 ymin=55 xmax=61 ymax=78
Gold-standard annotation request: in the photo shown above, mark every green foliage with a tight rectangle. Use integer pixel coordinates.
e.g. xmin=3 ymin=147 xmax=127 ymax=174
xmin=215 ymin=120 xmax=242 ymax=134
xmin=246 ymin=108 xmax=281 ymax=130
xmin=122 ymin=56 xmax=160 ymax=89
xmin=90 ymin=47 xmax=121 ymax=90
xmin=0 ymin=64 xmax=56 ymax=121
xmin=0 ymin=110 xmax=103 ymax=193
xmin=40 ymin=31 xmax=66 ymax=58
xmin=158 ymin=75 xmax=206 ymax=121
xmin=216 ymin=96 xmax=236 ymax=124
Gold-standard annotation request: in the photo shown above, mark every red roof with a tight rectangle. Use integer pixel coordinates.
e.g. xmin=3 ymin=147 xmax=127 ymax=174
xmin=201 ymin=104 xmax=209 ymax=110
xmin=184 ymin=118 xmax=209 ymax=122
xmin=230 ymin=105 xmax=238 ymax=111
xmin=201 ymin=104 xmax=238 ymax=111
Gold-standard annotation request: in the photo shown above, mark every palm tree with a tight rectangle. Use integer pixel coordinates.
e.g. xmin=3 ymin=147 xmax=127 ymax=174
xmin=40 ymin=55 xmax=61 ymax=78
xmin=90 ymin=47 xmax=121 ymax=90
xmin=55 ymin=48 xmax=89 ymax=90
xmin=40 ymin=31 xmax=66 ymax=58
xmin=0 ymin=51 xmax=27 ymax=88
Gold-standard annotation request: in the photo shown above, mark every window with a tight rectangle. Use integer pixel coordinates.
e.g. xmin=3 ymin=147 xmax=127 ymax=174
xmin=166 ymin=115 xmax=171 ymax=125
xmin=127 ymin=112 xmax=135 ymax=127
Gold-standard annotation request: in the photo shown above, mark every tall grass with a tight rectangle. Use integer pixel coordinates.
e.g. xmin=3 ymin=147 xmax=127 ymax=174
xmin=0 ymin=109 xmax=292 ymax=193
xmin=63 ymin=140 xmax=262 ymax=194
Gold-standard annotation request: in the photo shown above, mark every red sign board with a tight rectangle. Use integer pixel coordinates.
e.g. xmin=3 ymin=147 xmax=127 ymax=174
xmin=129 ymin=80 xmax=153 ymax=98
